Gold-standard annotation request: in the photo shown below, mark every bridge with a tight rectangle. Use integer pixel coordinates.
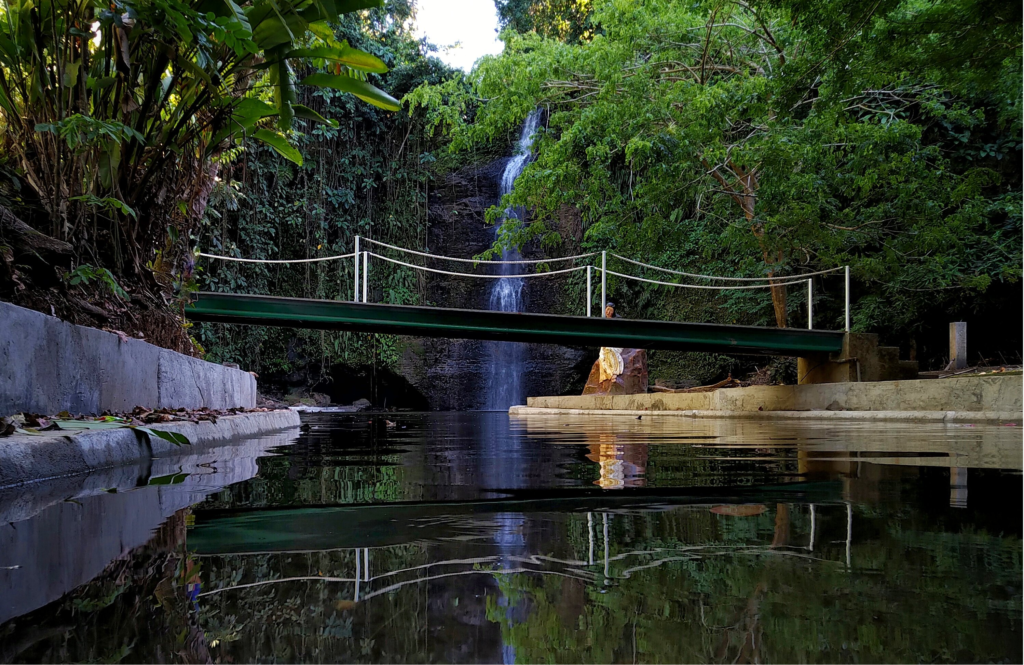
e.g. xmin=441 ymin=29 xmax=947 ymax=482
xmin=190 ymin=237 xmax=850 ymax=357
xmin=188 ymin=292 xmax=844 ymax=355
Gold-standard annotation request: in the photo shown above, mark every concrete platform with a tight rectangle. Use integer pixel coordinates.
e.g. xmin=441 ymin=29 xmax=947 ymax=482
xmin=0 ymin=409 xmax=301 ymax=488
xmin=517 ymin=374 xmax=1022 ymax=423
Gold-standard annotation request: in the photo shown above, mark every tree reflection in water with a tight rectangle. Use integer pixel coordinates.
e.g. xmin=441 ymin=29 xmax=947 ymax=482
xmin=1 ymin=413 xmax=1020 ymax=663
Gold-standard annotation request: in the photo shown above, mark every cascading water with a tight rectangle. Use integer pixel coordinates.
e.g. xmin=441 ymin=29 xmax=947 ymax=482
xmin=485 ymin=110 xmax=543 ymax=410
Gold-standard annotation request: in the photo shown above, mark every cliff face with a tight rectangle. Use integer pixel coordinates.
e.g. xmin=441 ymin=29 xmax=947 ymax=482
xmin=396 ymin=159 xmax=592 ymax=410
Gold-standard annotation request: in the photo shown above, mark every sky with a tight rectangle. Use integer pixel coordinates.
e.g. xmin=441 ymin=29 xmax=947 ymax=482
xmin=413 ymin=0 xmax=505 ymax=71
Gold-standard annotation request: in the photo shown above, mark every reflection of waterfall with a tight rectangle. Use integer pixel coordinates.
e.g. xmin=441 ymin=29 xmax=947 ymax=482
xmin=487 ymin=110 xmax=543 ymax=410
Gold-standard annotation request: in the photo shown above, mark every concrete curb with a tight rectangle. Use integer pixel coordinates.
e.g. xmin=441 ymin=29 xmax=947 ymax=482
xmin=0 ymin=409 xmax=301 ymax=489
xmin=508 ymin=406 xmax=1022 ymax=423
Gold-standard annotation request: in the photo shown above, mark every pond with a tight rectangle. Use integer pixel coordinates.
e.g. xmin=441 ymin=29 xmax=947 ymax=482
xmin=1 ymin=412 xmax=1021 ymax=663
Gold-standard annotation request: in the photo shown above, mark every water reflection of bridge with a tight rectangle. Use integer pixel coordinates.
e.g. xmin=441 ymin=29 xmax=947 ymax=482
xmin=193 ymin=499 xmax=856 ymax=603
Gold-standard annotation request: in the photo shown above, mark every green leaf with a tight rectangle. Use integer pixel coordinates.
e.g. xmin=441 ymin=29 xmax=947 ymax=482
xmin=268 ymin=52 xmax=296 ymax=129
xmin=253 ymin=129 xmax=303 ymax=165
xmin=287 ymin=44 xmax=387 ymax=73
xmin=133 ymin=427 xmax=191 ymax=446
xmin=222 ymin=0 xmax=252 ymax=34
xmin=306 ymin=20 xmax=336 ymax=43
xmin=148 ymin=472 xmax=189 ymax=485
xmin=299 ymin=73 xmax=400 ymax=111
xmin=293 ymin=104 xmax=339 ymax=127
xmin=63 ymin=61 xmax=81 ymax=87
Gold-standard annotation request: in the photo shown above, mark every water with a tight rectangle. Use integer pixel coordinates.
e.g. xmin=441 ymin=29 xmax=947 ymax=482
xmin=1 ymin=413 xmax=1021 ymax=663
xmin=487 ymin=110 xmax=543 ymax=410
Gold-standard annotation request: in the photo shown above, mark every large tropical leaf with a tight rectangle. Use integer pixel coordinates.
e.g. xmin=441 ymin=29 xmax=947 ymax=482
xmin=253 ymin=128 xmax=304 ymax=165
xmin=293 ymin=104 xmax=340 ymax=127
xmin=299 ymin=72 xmax=400 ymax=111
xmin=287 ymin=43 xmax=387 ymax=73
xmin=268 ymin=51 xmax=297 ymax=129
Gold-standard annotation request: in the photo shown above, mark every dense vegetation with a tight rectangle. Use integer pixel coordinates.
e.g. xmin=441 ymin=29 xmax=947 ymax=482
xmin=412 ymin=0 xmax=1022 ymax=368
xmin=193 ymin=1 xmax=463 ymax=378
xmin=0 ymin=0 xmax=401 ymax=351
xmin=2 ymin=0 xmax=1020 ymax=392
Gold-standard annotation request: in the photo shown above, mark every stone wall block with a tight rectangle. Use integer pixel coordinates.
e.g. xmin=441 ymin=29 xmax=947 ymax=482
xmin=1 ymin=301 xmax=255 ymax=415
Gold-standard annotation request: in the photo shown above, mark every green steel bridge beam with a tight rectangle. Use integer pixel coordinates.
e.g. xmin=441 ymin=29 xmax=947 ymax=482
xmin=187 ymin=292 xmax=845 ymax=356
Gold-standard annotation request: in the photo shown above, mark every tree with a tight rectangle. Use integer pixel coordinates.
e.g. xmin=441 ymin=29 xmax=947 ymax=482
xmin=411 ymin=0 xmax=1021 ymax=337
xmin=494 ymin=0 xmax=595 ymax=43
xmin=0 ymin=0 xmax=399 ymax=287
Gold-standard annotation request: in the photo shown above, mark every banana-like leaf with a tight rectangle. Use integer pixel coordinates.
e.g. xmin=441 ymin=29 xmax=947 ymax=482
xmin=254 ymin=128 xmax=303 ymax=165
xmin=207 ymin=99 xmax=279 ymax=150
xmin=299 ymin=72 xmax=400 ymax=111
xmin=268 ymin=52 xmax=296 ymax=129
xmin=287 ymin=43 xmax=387 ymax=73
xmin=222 ymin=0 xmax=253 ymax=34
xmin=306 ymin=20 xmax=336 ymax=43
xmin=235 ymin=97 xmax=279 ymax=120
xmin=293 ymin=104 xmax=340 ymax=127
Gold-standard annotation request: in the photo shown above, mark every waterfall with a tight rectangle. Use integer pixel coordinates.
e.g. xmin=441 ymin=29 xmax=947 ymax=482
xmin=486 ymin=110 xmax=543 ymax=410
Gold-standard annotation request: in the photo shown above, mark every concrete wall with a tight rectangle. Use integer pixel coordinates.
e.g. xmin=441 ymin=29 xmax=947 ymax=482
xmin=0 ymin=427 xmax=297 ymax=625
xmin=526 ymin=374 xmax=1022 ymax=414
xmin=1 ymin=301 xmax=256 ymax=416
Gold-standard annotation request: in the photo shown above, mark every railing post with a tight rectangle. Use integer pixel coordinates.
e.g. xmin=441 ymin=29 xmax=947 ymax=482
xmin=807 ymin=278 xmax=813 ymax=330
xmin=844 ymin=265 xmax=850 ymax=332
xmin=586 ymin=266 xmax=592 ymax=317
xmin=362 ymin=251 xmax=369 ymax=303
xmin=353 ymin=236 xmax=360 ymax=302
xmin=354 ymin=547 xmax=361 ymax=601
xmin=601 ymin=251 xmax=607 ymax=316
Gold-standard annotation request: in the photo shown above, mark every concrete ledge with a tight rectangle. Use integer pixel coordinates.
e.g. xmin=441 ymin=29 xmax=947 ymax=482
xmin=0 ymin=409 xmax=301 ymax=489
xmin=526 ymin=374 xmax=1022 ymax=414
xmin=510 ymin=406 xmax=1021 ymax=423
xmin=0 ymin=301 xmax=256 ymax=415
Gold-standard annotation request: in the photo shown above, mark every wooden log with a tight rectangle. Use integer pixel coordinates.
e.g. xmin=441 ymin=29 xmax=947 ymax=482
xmin=0 ymin=205 xmax=74 ymax=258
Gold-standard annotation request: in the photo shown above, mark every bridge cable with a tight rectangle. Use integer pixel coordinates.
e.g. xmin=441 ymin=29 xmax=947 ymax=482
xmin=362 ymin=237 xmax=598 ymax=265
xmin=610 ymin=254 xmax=845 ymax=282
xmin=605 ymin=269 xmax=813 ymax=290
xmin=198 ymin=252 xmax=357 ymax=264
xmin=367 ymin=251 xmax=588 ymax=278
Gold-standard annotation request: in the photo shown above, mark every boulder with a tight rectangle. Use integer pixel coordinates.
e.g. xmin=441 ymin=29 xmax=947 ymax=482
xmin=582 ymin=348 xmax=648 ymax=395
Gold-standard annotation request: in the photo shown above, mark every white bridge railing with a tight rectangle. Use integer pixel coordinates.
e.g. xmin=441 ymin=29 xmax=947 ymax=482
xmin=200 ymin=236 xmax=850 ymax=332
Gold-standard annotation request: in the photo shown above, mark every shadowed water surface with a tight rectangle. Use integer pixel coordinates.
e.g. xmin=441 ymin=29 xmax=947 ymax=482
xmin=1 ymin=412 xmax=1020 ymax=663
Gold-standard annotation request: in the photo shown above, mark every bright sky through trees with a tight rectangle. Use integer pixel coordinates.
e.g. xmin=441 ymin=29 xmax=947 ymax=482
xmin=414 ymin=0 xmax=504 ymax=70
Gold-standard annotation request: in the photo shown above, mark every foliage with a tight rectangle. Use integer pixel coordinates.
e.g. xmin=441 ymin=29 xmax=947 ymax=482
xmin=194 ymin=1 xmax=462 ymax=376
xmin=0 ymin=0 xmax=398 ymax=291
xmin=410 ymin=0 xmax=1021 ymax=355
xmin=66 ymin=264 xmax=131 ymax=301
xmin=495 ymin=0 xmax=595 ymax=43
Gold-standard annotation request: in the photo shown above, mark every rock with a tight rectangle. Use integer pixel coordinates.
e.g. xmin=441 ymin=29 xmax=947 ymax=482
xmin=351 ymin=398 xmax=371 ymax=411
xmin=582 ymin=348 xmax=648 ymax=395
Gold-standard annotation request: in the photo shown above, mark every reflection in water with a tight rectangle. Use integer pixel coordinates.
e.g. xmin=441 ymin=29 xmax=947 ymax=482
xmin=586 ymin=444 xmax=648 ymax=488
xmin=1 ymin=412 xmax=1020 ymax=663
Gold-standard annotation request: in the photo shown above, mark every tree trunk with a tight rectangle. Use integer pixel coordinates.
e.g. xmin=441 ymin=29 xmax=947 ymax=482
xmin=0 ymin=204 xmax=75 ymax=258
xmin=739 ymin=185 xmax=787 ymax=328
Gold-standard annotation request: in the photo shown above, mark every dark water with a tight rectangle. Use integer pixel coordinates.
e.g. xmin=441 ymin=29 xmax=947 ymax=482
xmin=1 ymin=412 xmax=1021 ymax=663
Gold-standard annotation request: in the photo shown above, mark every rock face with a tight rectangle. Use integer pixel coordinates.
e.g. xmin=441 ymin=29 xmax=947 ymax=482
xmin=582 ymin=348 xmax=649 ymax=395
xmin=395 ymin=159 xmax=592 ymax=410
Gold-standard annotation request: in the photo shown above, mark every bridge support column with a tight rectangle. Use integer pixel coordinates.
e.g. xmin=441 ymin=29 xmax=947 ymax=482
xmin=798 ymin=333 xmax=918 ymax=384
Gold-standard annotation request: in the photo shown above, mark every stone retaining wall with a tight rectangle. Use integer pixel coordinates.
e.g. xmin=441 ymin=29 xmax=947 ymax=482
xmin=1 ymin=301 xmax=256 ymax=416
xmin=525 ymin=374 xmax=1022 ymax=416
